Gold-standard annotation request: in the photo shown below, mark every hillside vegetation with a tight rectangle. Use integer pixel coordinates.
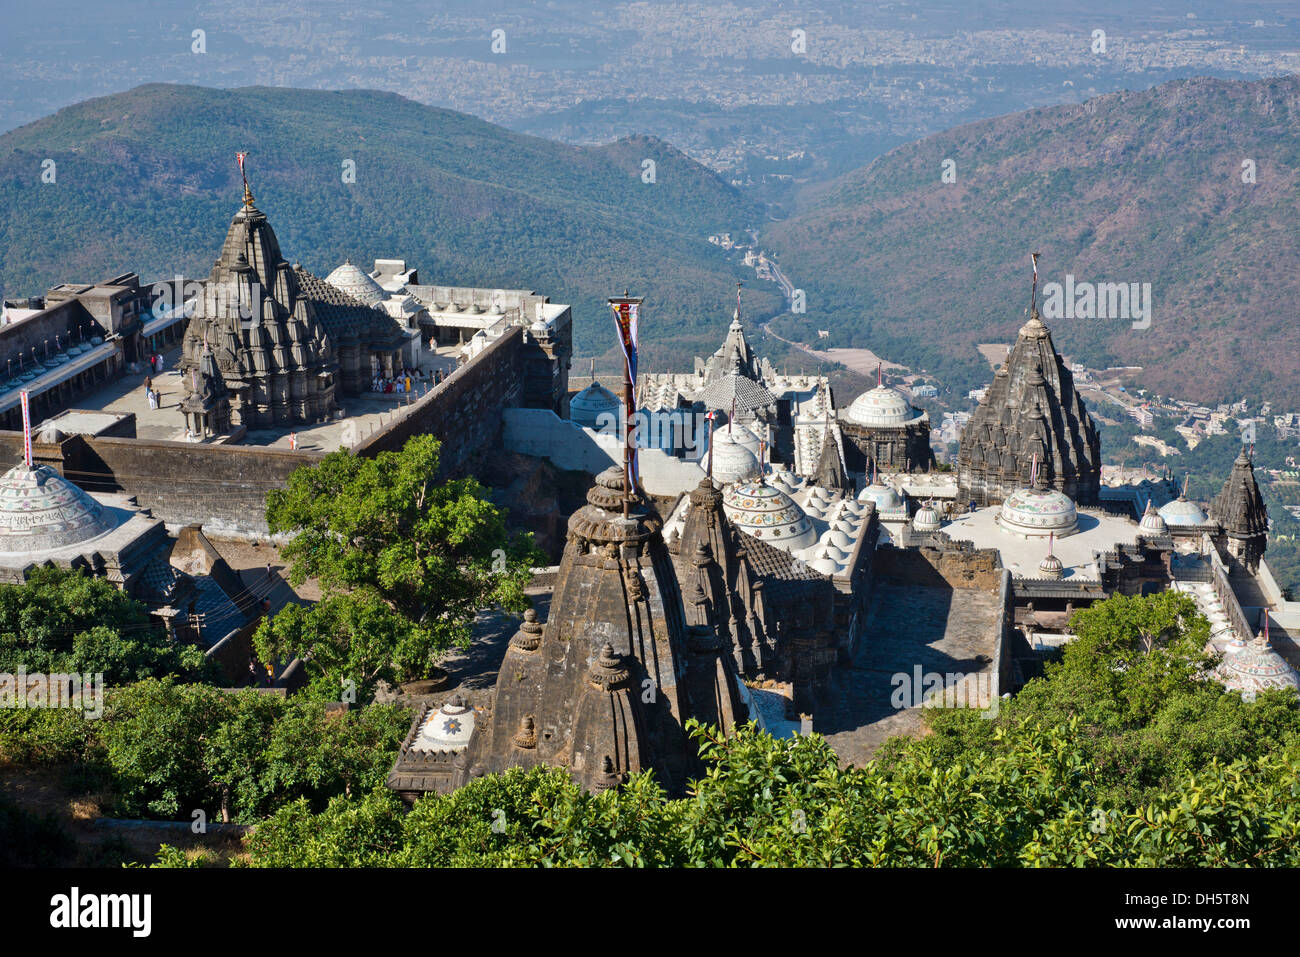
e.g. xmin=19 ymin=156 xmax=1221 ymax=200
xmin=766 ymin=74 xmax=1300 ymax=406
xmin=0 ymin=84 xmax=777 ymax=368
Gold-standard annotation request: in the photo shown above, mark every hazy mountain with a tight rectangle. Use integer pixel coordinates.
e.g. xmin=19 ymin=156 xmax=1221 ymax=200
xmin=765 ymin=74 xmax=1300 ymax=407
xmin=0 ymin=83 xmax=775 ymax=369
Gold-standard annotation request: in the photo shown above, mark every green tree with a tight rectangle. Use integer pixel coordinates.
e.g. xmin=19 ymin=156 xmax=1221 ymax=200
xmin=258 ymin=435 xmax=541 ymax=694
xmin=99 ymin=678 xmax=410 ymax=822
xmin=0 ymin=566 xmax=209 ymax=684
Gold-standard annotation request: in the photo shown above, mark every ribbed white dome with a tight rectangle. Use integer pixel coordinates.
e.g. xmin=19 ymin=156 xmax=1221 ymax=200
xmin=859 ymin=482 xmax=903 ymax=511
xmin=1158 ymin=496 xmax=1210 ymax=527
xmin=845 ymin=386 xmax=918 ymax=427
xmin=710 ymin=430 xmax=761 ymax=484
xmin=0 ymin=464 xmax=116 ymax=554
xmin=726 ymin=424 xmax=762 ymax=458
xmin=324 ymin=260 xmax=387 ymax=307
xmin=570 ymin=382 xmax=622 ymax=429
xmin=1139 ymin=500 xmax=1168 ymax=535
xmin=912 ymin=502 xmax=942 ymax=532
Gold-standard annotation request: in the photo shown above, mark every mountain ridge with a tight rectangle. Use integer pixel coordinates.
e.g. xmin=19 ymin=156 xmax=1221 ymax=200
xmin=766 ymin=73 xmax=1300 ymax=407
xmin=0 ymin=83 xmax=777 ymax=369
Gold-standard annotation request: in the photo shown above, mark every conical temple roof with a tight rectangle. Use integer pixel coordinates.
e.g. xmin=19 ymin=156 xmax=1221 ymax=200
xmin=0 ymin=464 xmax=116 ymax=553
xmin=1211 ymin=448 xmax=1267 ymax=538
xmin=812 ymin=424 xmax=847 ymax=489
xmin=957 ymin=306 xmax=1100 ymax=506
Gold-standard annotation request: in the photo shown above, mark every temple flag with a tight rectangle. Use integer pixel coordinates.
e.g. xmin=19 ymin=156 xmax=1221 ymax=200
xmin=20 ymin=390 xmax=32 ymax=468
xmin=610 ymin=298 xmax=641 ymax=489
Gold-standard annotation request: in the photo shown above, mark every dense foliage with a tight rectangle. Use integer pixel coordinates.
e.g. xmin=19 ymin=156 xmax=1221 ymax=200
xmin=237 ymin=592 xmax=1300 ymax=867
xmin=0 ymin=679 xmax=411 ymax=824
xmin=0 ymin=566 xmax=210 ymax=684
xmin=259 ymin=434 xmax=542 ymax=700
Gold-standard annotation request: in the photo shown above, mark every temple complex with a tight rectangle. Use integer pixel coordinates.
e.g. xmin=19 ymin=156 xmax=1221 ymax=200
xmin=0 ymin=168 xmax=1287 ymax=806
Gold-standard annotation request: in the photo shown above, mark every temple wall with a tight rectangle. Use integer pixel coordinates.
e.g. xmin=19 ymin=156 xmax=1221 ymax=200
xmin=872 ymin=542 xmax=1003 ymax=591
xmin=351 ymin=323 xmax=526 ymax=477
xmin=502 ymin=407 xmax=707 ymax=497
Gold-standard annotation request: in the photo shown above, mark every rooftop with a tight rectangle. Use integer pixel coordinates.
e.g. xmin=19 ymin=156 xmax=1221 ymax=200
xmin=941 ymin=506 xmax=1141 ymax=582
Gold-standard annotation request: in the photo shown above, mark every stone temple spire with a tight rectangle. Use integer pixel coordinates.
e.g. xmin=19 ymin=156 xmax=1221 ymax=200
xmin=956 ymin=253 xmax=1100 ymax=508
xmin=179 ymin=171 xmax=338 ymax=429
xmin=811 ymin=418 xmax=848 ymax=491
xmin=1211 ymin=446 xmax=1268 ymax=571
xmin=462 ymin=466 xmax=710 ymax=796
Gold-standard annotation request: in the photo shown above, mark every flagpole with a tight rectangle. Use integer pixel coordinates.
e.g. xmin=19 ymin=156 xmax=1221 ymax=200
xmin=608 ymin=293 xmax=644 ymax=519
xmin=20 ymin=390 xmax=32 ymax=468
xmin=706 ymin=410 xmax=716 ymax=481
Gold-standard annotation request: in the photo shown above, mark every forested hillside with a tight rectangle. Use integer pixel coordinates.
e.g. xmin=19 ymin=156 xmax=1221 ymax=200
xmin=0 ymin=84 xmax=778 ymax=369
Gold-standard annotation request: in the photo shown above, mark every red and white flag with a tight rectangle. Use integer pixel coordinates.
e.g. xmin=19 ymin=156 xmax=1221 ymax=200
xmin=236 ymin=152 xmax=247 ymax=172
xmin=19 ymin=390 xmax=32 ymax=468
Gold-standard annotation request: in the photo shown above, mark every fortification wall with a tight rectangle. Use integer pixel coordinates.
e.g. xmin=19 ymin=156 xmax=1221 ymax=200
xmin=0 ymin=324 xmax=539 ymax=537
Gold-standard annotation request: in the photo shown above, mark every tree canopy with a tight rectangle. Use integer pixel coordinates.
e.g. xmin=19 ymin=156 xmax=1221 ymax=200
xmin=258 ymin=434 xmax=542 ymax=698
xmin=0 ymin=565 xmax=209 ymax=684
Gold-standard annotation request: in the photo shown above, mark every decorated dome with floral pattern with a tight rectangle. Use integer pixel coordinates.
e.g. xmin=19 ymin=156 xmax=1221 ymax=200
xmin=996 ymin=485 xmax=1079 ymax=539
xmin=722 ymin=480 xmax=816 ymax=551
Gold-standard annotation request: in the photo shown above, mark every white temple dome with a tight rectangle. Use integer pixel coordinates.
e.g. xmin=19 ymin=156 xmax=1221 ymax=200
xmin=996 ymin=485 xmax=1079 ymax=539
xmin=1158 ymin=495 xmax=1210 ymax=527
xmin=1215 ymin=637 xmax=1300 ymax=695
xmin=0 ymin=464 xmax=116 ymax=554
xmin=324 ymin=260 xmax=387 ymax=307
xmin=912 ymin=501 xmax=942 ymax=533
xmin=845 ymin=386 xmax=918 ymax=427
xmin=411 ymin=696 xmax=476 ymax=753
xmin=1139 ymin=501 xmax=1168 ymax=535
xmin=710 ymin=430 xmax=761 ymax=484
xmin=723 ymin=480 xmax=817 ymax=551
xmin=858 ymin=481 xmax=903 ymax=512
xmin=726 ymin=423 xmax=762 ymax=458
xmin=569 ymin=381 xmax=622 ymax=429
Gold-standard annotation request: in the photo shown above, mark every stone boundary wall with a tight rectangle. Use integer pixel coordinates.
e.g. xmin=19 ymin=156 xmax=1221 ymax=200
xmin=76 ymin=436 xmax=322 ymax=539
xmin=353 ymin=324 xmax=525 ymax=478
xmin=0 ymin=325 xmax=532 ymax=537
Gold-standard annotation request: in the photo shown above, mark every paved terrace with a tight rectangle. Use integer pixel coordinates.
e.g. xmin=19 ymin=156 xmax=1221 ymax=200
xmin=67 ymin=343 xmax=459 ymax=453
xmin=819 ymin=582 xmax=1004 ymax=768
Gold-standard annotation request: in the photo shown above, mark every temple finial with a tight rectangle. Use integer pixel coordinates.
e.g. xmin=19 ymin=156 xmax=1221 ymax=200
xmin=237 ymin=151 xmax=254 ymax=207
xmin=1029 ymin=251 xmax=1041 ymax=318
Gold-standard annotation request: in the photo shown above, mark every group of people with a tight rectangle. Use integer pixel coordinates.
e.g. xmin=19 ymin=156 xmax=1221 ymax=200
xmin=143 ymin=353 xmax=167 ymax=410
xmin=371 ymin=366 xmax=445 ymax=394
